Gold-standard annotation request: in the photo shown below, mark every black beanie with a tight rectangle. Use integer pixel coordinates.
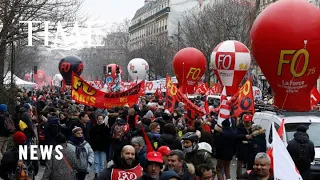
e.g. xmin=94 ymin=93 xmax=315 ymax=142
xmin=296 ymin=125 xmax=308 ymax=133
xmin=56 ymin=133 xmax=67 ymax=144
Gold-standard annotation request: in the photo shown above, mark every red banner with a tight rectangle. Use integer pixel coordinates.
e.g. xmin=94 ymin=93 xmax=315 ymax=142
xmin=165 ymin=76 xmax=204 ymax=126
xmin=71 ymin=72 xmax=144 ymax=108
xmin=311 ymin=87 xmax=320 ymax=106
xmin=228 ymin=78 xmax=255 ymax=117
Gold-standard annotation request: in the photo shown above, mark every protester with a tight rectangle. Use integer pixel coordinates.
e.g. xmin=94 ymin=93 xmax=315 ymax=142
xmin=0 ymin=104 xmax=13 ymax=161
xmin=165 ymin=149 xmax=195 ymax=180
xmin=0 ymin=131 xmax=39 ymax=180
xmin=195 ymin=164 xmax=215 ymax=180
xmin=90 ymin=114 xmax=110 ymax=179
xmin=136 ymin=151 xmax=163 ymax=180
xmin=97 ymin=145 xmax=143 ymax=180
xmin=239 ymin=152 xmax=274 ymax=180
xmin=42 ymin=133 xmax=77 ymax=180
xmin=67 ymin=126 xmax=94 ymax=180
xmin=131 ymin=136 xmax=147 ymax=168
xmin=287 ymin=125 xmax=315 ymax=180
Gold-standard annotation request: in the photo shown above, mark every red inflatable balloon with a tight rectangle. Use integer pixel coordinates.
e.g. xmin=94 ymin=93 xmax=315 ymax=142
xmin=24 ymin=74 xmax=31 ymax=81
xmin=211 ymin=40 xmax=251 ymax=96
xmin=34 ymin=70 xmax=46 ymax=84
xmin=172 ymin=47 xmax=207 ymax=94
xmin=251 ymin=0 xmax=320 ymax=112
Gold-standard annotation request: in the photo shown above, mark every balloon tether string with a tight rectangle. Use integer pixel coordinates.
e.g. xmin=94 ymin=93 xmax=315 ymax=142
xmin=281 ymin=40 xmax=307 ymax=110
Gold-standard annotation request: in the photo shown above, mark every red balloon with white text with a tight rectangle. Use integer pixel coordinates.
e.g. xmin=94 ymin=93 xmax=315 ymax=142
xmin=172 ymin=47 xmax=206 ymax=94
xmin=211 ymin=40 xmax=251 ymax=96
xmin=250 ymin=0 xmax=320 ymax=111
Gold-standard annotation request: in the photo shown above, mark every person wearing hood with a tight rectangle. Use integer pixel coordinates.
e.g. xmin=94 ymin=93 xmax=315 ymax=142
xmin=67 ymin=127 xmax=94 ymax=180
xmin=164 ymin=150 xmax=194 ymax=180
xmin=158 ymin=123 xmax=182 ymax=150
xmin=90 ymin=114 xmax=110 ymax=179
xmin=181 ymin=132 xmax=215 ymax=170
xmin=131 ymin=136 xmax=147 ymax=168
xmin=160 ymin=171 xmax=182 ymax=180
xmin=137 ymin=151 xmax=163 ymax=180
xmin=19 ymin=103 xmax=35 ymax=145
xmin=287 ymin=125 xmax=315 ymax=180
xmin=44 ymin=111 xmax=61 ymax=146
xmin=247 ymin=124 xmax=266 ymax=170
xmin=97 ymin=145 xmax=143 ymax=180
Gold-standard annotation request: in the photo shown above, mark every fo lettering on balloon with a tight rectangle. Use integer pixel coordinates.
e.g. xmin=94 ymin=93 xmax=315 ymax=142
xmin=211 ymin=40 xmax=251 ymax=96
xmin=250 ymin=0 xmax=320 ymax=111
xmin=172 ymin=47 xmax=206 ymax=94
xmin=58 ymin=55 xmax=84 ymax=85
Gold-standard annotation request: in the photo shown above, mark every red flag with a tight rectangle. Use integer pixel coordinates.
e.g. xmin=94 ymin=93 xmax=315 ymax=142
xmin=140 ymin=124 xmax=154 ymax=153
xmin=311 ymin=87 xmax=320 ymax=106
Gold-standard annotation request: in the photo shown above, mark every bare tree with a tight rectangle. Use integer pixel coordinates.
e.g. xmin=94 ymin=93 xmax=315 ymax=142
xmin=179 ymin=0 xmax=258 ymax=84
xmin=129 ymin=35 xmax=175 ymax=80
xmin=0 ymin=0 xmax=84 ymax=84
xmin=78 ymin=19 xmax=132 ymax=81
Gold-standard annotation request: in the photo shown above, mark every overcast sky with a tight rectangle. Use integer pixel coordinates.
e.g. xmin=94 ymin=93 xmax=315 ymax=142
xmin=82 ymin=0 xmax=145 ymax=27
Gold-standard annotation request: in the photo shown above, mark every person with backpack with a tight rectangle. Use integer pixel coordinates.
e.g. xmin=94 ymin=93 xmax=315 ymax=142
xmin=67 ymin=127 xmax=94 ymax=180
xmin=0 ymin=131 xmax=39 ymax=180
xmin=287 ymin=125 xmax=315 ymax=180
xmin=0 ymin=104 xmax=15 ymax=161
xmin=42 ymin=133 xmax=77 ymax=180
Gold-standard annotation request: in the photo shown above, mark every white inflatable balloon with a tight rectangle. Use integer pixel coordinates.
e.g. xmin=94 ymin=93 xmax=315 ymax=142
xmin=252 ymin=86 xmax=262 ymax=100
xmin=52 ymin=74 xmax=63 ymax=87
xmin=127 ymin=58 xmax=149 ymax=82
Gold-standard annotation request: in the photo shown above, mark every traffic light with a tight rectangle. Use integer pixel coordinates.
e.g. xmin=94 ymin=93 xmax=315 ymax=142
xmin=107 ymin=66 xmax=112 ymax=75
xmin=33 ymin=66 xmax=37 ymax=74
xmin=103 ymin=66 xmax=106 ymax=74
xmin=116 ymin=65 xmax=120 ymax=74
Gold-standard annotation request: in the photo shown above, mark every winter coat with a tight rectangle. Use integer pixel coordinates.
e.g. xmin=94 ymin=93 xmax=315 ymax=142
xmin=89 ymin=123 xmax=110 ymax=152
xmin=247 ymin=129 xmax=267 ymax=170
xmin=44 ymin=116 xmax=61 ymax=146
xmin=164 ymin=163 xmax=194 ymax=180
xmin=235 ymin=123 xmax=252 ymax=161
xmin=158 ymin=133 xmax=182 ymax=150
xmin=18 ymin=107 xmax=34 ymax=139
xmin=238 ymin=170 xmax=274 ymax=180
xmin=60 ymin=118 xmax=73 ymax=140
xmin=216 ymin=127 xmax=237 ymax=160
xmin=41 ymin=143 xmax=77 ymax=180
xmin=287 ymin=131 xmax=315 ymax=180
xmin=0 ymin=146 xmax=39 ymax=180
xmin=147 ymin=132 xmax=161 ymax=150
xmin=67 ymin=139 xmax=94 ymax=173
xmin=138 ymin=146 xmax=147 ymax=168
xmin=184 ymin=145 xmax=215 ymax=168
xmin=0 ymin=112 xmax=12 ymax=137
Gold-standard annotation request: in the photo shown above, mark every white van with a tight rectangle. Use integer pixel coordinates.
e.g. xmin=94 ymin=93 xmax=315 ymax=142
xmin=253 ymin=110 xmax=320 ymax=179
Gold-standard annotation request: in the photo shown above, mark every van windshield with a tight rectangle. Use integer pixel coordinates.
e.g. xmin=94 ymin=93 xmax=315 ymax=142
xmin=285 ymin=123 xmax=320 ymax=147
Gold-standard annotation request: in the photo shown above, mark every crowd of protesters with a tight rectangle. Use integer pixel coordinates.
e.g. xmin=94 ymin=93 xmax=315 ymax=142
xmin=0 ymin=87 xmax=313 ymax=180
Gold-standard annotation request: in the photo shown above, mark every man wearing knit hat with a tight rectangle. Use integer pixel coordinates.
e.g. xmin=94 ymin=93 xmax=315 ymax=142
xmin=287 ymin=125 xmax=315 ymax=180
xmin=0 ymin=131 xmax=39 ymax=179
xmin=137 ymin=151 xmax=163 ymax=180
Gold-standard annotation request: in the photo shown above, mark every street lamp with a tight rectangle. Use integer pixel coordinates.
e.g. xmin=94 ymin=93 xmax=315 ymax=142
xmin=10 ymin=41 xmax=16 ymax=88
